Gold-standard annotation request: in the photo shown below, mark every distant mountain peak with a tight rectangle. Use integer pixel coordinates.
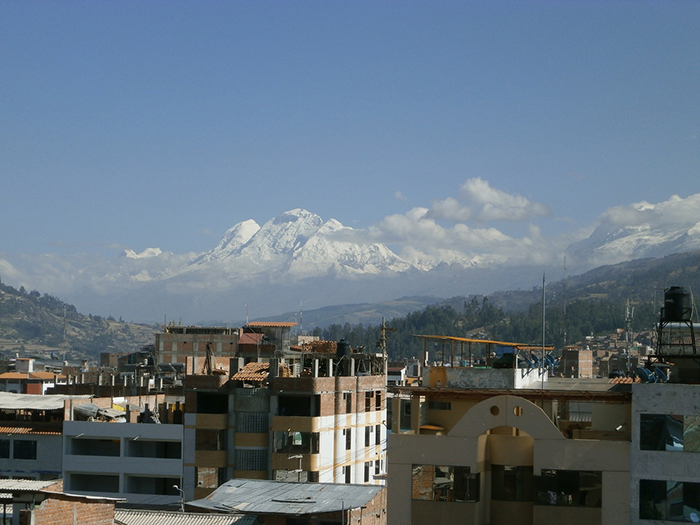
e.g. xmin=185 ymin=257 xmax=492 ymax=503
xmin=124 ymin=247 xmax=162 ymax=259
xmin=187 ymin=209 xmax=410 ymax=279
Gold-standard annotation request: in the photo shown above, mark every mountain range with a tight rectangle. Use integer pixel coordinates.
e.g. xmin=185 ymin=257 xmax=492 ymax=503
xmin=3 ymin=205 xmax=700 ymax=325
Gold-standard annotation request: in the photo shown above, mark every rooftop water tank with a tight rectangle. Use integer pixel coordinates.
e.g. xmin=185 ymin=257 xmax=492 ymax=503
xmin=336 ymin=339 xmax=351 ymax=359
xmin=662 ymin=286 xmax=692 ymax=322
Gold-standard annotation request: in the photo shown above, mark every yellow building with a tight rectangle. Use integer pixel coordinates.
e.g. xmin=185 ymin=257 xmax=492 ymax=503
xmin=387 ymin=366 xmax=631 ymax=525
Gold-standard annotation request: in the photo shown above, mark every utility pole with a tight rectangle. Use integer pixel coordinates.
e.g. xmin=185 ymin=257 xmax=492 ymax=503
xmin=625 ymin=300 xmax=634 ymax=376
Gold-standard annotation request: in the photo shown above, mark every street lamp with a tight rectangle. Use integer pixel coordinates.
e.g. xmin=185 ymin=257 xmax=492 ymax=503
xmin=172 ymin=485 xmax=184 ymax=512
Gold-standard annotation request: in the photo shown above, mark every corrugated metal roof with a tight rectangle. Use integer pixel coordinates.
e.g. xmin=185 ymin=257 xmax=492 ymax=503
xmin=245 ymin=322 xmax=297 ymax=328
xmin=189 ymin=480 xmax=383 ymax=516
xmin=0 ymin=480 xmax=58 ymax=492
xmin=114 ymin=509 xmax=257 ymax=525
xmin=0 ymin=392 xmax=90 ymax=411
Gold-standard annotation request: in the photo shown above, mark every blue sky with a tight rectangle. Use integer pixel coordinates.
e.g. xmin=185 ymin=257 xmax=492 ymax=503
xmin=2 ymin=1 xmax=699 ymax=259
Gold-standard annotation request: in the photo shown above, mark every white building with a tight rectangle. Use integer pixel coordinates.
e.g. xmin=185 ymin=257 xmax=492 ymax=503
xmin=62 ymin=420 xmax=184 ymax=507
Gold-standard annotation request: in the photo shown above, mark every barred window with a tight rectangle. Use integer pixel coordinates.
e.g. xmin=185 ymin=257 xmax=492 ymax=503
xmin=235 ymin=449 xmax=268 ymax=471
xmin=237 ymin=412 xmax=269 ymax=433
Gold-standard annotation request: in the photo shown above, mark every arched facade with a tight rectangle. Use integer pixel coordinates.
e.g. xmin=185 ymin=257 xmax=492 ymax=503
xmin=388 ymin=393 xmax=629 ymax=525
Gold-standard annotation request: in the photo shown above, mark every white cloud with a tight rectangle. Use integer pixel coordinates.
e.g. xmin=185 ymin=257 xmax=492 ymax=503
xmin=428 ymin=197 xmax=472 ymax=222
xmin=0 ymin=259 xmax=22 ymax=282
xmin=460 ymin=178 xmax=549 ymax=222
xmin=394 ymin=190 xmax=407 ymax=201
xmin=600 ymin=194 xmax=700 ymax=229
xmin=358 ymin=179 xmax=557 ymax=266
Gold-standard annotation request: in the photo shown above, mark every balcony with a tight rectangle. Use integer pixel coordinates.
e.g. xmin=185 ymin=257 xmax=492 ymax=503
xmin=272 ymin=415 xmax=321 ymax=433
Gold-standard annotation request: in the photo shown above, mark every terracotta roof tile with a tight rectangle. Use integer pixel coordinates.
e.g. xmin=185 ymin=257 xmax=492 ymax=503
xmin=290 ymin=340 xmax=337 ymax=354
xmin=231 ymin=362 xmax=269 ymax=382
xmin=0 ymin=425 xmax=62 ymax=435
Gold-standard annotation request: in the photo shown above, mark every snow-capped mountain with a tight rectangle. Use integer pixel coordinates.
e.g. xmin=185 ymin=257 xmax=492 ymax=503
xmin=189 ymin=209 xmax=412 ymax=279
xmin=567 ymin=220 xmax=700 ymax=269
xmin=5 ymin=198 xmax=700 ymax=325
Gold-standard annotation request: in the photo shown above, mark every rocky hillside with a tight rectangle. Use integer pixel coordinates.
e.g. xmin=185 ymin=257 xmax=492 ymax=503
xmin=0 ymin=280 xmax=157 ymax=363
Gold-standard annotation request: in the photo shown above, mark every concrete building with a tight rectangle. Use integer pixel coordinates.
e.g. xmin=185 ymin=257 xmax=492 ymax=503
xmin=0 ymin=392 xmax=84 ymax=481
xmin=155 ymin=325 xmax=240 ymax=373
xmin=182 ymin=325 xmax=388 ymax=502
xmin=561 ymin=348 xmax=594 ymax=378
xmin=0 ymin=359 xmax=66 ymax=394
xmin=630 ymin=383 xmax=700 ymax=523
xmin=387 ymin=360 xmax=631 ymax=525
xmin=0 ymin=390 xmax=184 ymax=507
xmin=62 ymin=419 xmax=184 ymax=507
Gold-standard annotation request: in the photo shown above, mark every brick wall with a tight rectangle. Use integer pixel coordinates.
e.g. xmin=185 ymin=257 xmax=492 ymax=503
xmin=20 ymin=494 xmax=115 ymax=525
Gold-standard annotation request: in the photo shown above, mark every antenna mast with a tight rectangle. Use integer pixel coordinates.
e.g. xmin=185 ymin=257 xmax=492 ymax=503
xmin=563 ymin=255 xmax=568 ymax=348
xmin=541 ymin=273 xmax=546 ymax=395
xmin=62 ymin=306 xmax=68 ymax=360
xmin=625 ymin=300 xmax=634 ymax=376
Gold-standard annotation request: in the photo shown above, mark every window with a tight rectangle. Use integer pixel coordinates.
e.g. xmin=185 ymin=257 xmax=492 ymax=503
xmin=235 ymin=449 xmax=268 ymax=471
xmin=128 ymin=440 xmax=181 ymax=459
xmin=273 ymin=431 xmax=319 ymax=454
xmin=375 ymin=460 xmax=381 ymax=476
xmin=376 ymin=391 xmax=382 ymax=411
xmin=69 ymin=473 xmax=118 ymax=493
xmin=640 ymin=479 xmax=700 ymax=521
xmin=196 ymin=392 xmax=228 ymax=414
xmin=343 ymin=465 xmax=351 ymax=483
xmin=428 ymin=401 xmax=452 ymax=410
xmin=13 ymin=440 xmax=37 ymax=460
xmin=345 ymin=428 xmax=352 ymax=450
xmin=0 ymin=440 xmax=9 ymax=459
xmin=534 ymin=470 xmax=602 ymax=507
xmin=72 ymin=438 xmax=120 ymax=457
xmin=365 ymin=426 xmax=371 ymax=447
xmin=365 ymin=392 xmax=372 ymax=412
xmin=237 ymin=412 xmax=268 ymax=433
xmin=365 ymin=461 xmax=371 ymax=482
xmin=344 ymin=393 xmax=352 ymax=413
xmin=375 ymin=425 xmax=381 ymax=446
xmin=640 ymin=414 xmax=700 ymax=452
xmin=278 ymin=395 xmax=319 ymax=417
xmin=411 ymin=465 xmax=480 ymax=502
xmin=491 ymin=465 xmax=533 ymax=502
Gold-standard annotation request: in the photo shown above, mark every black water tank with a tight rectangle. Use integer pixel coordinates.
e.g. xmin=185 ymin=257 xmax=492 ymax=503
xmin=662 ymin=286 xmax=692 ymax=322
xmin=336 ymin=339 xmax=351 ymax=359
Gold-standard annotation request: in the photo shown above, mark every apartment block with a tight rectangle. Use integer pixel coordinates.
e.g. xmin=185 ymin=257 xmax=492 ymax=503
xmin=182 ymin=324 xmax=388 ymax=501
